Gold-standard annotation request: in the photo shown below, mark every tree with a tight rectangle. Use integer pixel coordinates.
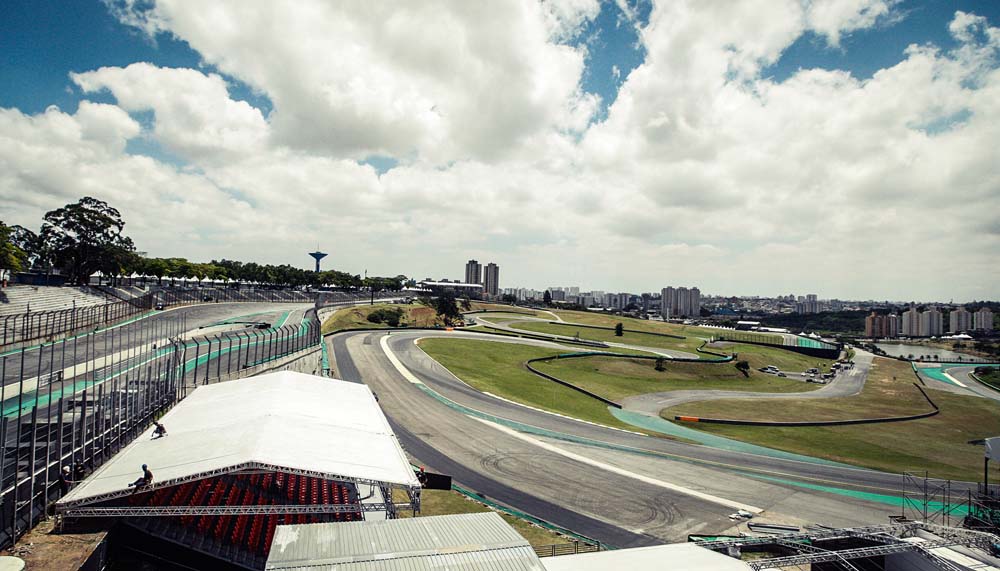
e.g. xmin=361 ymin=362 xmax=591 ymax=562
xmin=460 ymin=297 xmax=472 ymax=311
xmin=501 ymin=294 xmax=517 ymax=304
xmin=614 ymin=322 xmax=624 ymax=337
xmin=41 ymin=197 xmax=135 ymax=285
xmin=0 ymin=221 xmax=28 ymax=278
xmin=433 ymin=292 xmax=462 ymax=325
xmin=543 ymin=290 xmax=552 ymax=305
xmin=735 ymin=360 xmax=751 ymax=377
xmin=143 ymin=258 xmax=169 ymax=285
xmin=654 ymin=357 xmax=666 ymax=372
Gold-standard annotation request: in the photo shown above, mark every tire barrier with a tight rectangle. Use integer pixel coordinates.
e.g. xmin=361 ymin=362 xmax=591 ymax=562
xmin=672 ymin=383 xmax=940 ymax=427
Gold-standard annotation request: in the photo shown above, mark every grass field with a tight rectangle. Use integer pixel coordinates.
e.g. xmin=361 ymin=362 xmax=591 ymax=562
xmin=663 ymin=357 xmax=1000 ymax=480
xmin=706 ymin=341 xmax=833 ymax=373
xmin=321 ymin=303 xmax=444 ymax=333
xmin=392 ymin=489 xmax=570 ymax=547
xmin=468 ymin=302 xmax=555 ymax=319
xmin=534 ymin=356 xmax=817 ymax=402
xmin=505 ymin=320 xmax=706 ymax=353
xmin=416 ymin=338 xmax=657 ymax=433
xmin=548 ymin=309 xmax=783 ymax=343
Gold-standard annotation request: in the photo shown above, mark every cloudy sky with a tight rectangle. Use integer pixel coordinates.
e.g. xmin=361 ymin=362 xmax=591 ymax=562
xmin=1 ymin=1 xmax=998 ymax=301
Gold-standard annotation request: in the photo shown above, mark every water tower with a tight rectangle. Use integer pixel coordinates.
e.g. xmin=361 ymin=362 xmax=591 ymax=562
xmin=308 ymin=251 xmax=328 ymax=272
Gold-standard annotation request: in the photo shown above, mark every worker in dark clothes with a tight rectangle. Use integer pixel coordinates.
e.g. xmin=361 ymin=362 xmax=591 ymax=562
xmin=58 ymin=466 xmax=72 ymax=495
xmin=128 ymin=464 xmax=154 ymax=492
xmin=152 ymin=421 xmax=167 ymax=438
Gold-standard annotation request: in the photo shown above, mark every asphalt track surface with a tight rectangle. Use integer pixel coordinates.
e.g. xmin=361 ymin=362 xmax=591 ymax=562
xmin=328 ymin=328 xmax=943 ymax=546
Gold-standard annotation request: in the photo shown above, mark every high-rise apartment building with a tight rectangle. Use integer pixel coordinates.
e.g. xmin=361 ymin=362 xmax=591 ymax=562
xmin=901 ymin=306 xmax=920 ymax=337
xmin=660 ymin=286 xmax=701 ymax=318
xmin=483 ymin=263 xmax=500 ymax=297
xmin=974 ymin=307 xmax=995 ymax=332
xmin=865 ymin=312 xmax=899 ymax=339
xmin=795 ymin=294 xmax=821 ymax=314
xmin=464 ymin=260 xmax=482 ymax=285
xmin=919 ymin=306 xmax=943 ymax=337
xmin=949 ymin=307 xmax=971 ymax=333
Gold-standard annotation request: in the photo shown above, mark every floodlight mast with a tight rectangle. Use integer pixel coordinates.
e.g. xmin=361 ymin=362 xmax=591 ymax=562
xmin=308 ymin=251 xmax=328 ymax=273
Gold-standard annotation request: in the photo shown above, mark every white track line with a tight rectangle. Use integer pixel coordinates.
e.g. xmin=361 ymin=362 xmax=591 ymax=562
xmin=377 ymin=331 xmax=763 ymax=514
xmin=472 ymin=416 xmax=763 ymax=514
xmin=379 ymin=334 xmax=424 ymax=384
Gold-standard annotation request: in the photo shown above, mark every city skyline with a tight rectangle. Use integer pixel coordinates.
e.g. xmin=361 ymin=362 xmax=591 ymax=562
xmin=1 ymin=1 xmax=999 ymax=301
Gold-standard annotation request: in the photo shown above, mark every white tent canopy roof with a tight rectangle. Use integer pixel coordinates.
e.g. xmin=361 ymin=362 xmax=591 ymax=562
xmin=58 ymin=372 xmax=419 ymax=508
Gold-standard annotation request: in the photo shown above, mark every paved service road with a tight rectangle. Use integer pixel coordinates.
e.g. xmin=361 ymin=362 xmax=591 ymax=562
xmin=330 ymin=329 xmax=915 ymax=546
xmin=621 ymin=350 xmax=871 ymax=416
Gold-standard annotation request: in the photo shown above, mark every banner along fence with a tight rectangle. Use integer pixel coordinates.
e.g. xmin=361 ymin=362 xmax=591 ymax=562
xmin=0 ymin=307 xmax=320 ymax=549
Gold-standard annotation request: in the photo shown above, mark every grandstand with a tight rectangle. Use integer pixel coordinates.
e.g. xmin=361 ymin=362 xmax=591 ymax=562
xmin=0 ymin=285 xmax=108 ymax=316
xmin=56 ymin=371 xmax=421 ymax=570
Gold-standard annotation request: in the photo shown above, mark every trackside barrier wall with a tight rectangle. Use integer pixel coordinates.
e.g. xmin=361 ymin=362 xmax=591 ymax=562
xmin=543 ymin=321 xmax=687 ymax=340
xmin=0 ymin=307 xmax=321 ymax=549
xmin=673 ymin=383 xmax=939 ymax=427
xmin=524 ymin=352 xmax=736 ymax=409
xmin=713 ymin=334 xmax=841 ymax=360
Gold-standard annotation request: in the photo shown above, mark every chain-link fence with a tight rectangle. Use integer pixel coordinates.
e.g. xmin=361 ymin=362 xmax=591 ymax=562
xmin=0 ymin=307 xmax=320 ymax=549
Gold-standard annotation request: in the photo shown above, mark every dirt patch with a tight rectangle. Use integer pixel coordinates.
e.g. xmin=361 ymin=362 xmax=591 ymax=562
xmin=2 ymin=519 xmax=108 ymax=570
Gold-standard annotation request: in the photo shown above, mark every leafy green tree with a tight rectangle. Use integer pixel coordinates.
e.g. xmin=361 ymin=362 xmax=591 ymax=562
xmin=614 ymin=322 xmax=624 ymax=336
xmin=460 ymin=297 xmax=472 ymax=311
xmin=40 ymin=197 xmax=135 ymax=284
xmin=543 ymin=290 xmax=552 ymax=305
xmin=735 ymin=360 xmax=751 ymax=377
xmin=433 ymin=292 xmax=462 ymax=325
xmin=143 ymin=258 xmax=170 ymax=285
xmin=0 ymin=221 xmax=28 ymax=278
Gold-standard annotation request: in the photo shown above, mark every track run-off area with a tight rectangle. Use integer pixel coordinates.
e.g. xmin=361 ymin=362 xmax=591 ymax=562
xmin=323 ymin=305 xmax=1000 ymax=546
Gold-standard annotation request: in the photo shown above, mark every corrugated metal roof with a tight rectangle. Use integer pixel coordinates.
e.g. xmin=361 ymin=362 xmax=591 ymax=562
xmin=58 ymin=372 xmax=420 ymax=507
xmin=265 ymin=513 xmax=546 ymax=571
xmin=541 ymin=543 xmax=750 ymax=571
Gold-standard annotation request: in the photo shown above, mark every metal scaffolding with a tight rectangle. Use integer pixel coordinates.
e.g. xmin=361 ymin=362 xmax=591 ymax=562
xmin=60 ymin=501 xmax=418 ymax=518
xmin=697 ymin=522 xmax=1000 ymax=571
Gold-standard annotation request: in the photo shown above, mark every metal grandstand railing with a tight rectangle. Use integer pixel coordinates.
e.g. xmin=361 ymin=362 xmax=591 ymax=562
xmin=1 ymin=291 xmax=153 ymax=347
xmin=0 ymin=307 xmax=322 ymax=549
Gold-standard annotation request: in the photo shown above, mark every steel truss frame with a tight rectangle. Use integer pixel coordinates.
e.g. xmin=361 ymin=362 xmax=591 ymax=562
xmin=60 ymin=501 xmax=418 ymax=518
xmin=697 ymin=523 xmax=1000 ymax=571
xmin=56 ymin=462 xmax=420 ymax=511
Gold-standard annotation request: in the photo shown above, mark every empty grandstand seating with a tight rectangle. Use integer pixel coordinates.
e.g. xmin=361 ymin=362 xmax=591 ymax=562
xmin=117 ymin=472 xmax=359 ymax=568
xmin=0 ymin=285 xmax=109 ymax=316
